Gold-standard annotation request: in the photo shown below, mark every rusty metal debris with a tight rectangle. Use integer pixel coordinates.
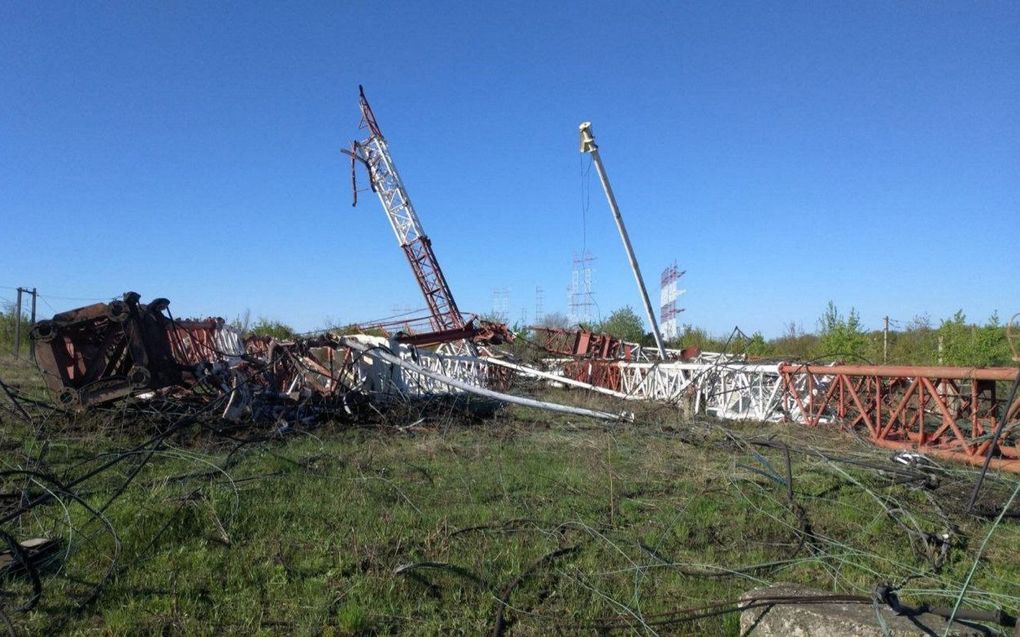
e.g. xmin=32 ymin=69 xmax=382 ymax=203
xmin=25 ymin=293 xmax=609 ymax=427
xmin=31 ymin=292 xmax=197 ymax=410
xmin=531 ymin=326 xmax=637 ymax=360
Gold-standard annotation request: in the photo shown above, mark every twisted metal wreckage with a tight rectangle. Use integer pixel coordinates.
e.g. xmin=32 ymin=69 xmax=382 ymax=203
xmin=19 ymin=82 xmax=1020 ymax=473
xmin=23 ymin=292 xmax=1020 ymax=474
xmin=26 ymin=291 xmax=625 ymax=422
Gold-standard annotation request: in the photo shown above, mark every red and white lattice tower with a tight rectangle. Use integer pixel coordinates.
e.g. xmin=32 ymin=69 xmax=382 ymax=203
xmin=659 ymin=262 xmax=686 ymax=341
xmin=347 ymin=86 xmax=465 ymax=335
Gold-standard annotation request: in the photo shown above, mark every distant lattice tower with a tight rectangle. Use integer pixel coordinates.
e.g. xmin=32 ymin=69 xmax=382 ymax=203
xmin=568 ymin=252 xmax=596 ymax=325
xmin=491 ymin=288 xmax=511 ymax=322
xmin=659 ymin=262 xmax=686 ymax=341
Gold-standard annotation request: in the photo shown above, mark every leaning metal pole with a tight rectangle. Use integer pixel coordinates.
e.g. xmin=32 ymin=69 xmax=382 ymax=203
xmin=579 ymin=122 xmax=667 ymax=359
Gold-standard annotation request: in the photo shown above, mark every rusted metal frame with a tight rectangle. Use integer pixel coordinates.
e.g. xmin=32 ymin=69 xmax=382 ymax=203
xmin=918 ymin=376 xmax=975 ymax=454
xmin=168 ymin=320 xmax=221 ymax=366
xmin=807 ymin=371 xmax=841 ymax=427
xmin=971 ymin=380 xmax=982 ymax=439
xmin=780 ymin=370 xmax=816 ymax=426
xmin=77 ymin=328 xmax=126 ymax=386
xmin=878 ymin=377 xmax=920 ymax=441
xmin=875 ymin=376 xmax=882 ymax=439
xmin=870 ymin=438 xmax=1020 ymax=472
xmin=401 ymin=238 xmax=463 ymax=332
xmin=786 ymin=363 xmax=1018 ymax=382
xmin=58 ymin=324 xmax=118 ymax=384
xmin=837 ymin=374 xmax=874 ymax=434
xmin=118 ymin=295 xmax=181 ymax=390
xmin=926 ymin=379 xmax=962 ymax=450
xmin=837 ymin=375 xmax=845 ymax=420
xmin=838 ymin=372 xmax=877 ymax=436
xmin=782 ymin=367 xmax=839 ymax=427
xmin=395 ymin=323 xmax=479 ymax=347
xmin=288 ymin=351 xmax=336 ymax=394
xmin=918 ymin=377 xmax=971 ymax=452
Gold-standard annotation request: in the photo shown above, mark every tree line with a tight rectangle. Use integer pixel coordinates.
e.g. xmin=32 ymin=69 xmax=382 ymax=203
xmin=579 ymin=302 xmax=1017 ymax=367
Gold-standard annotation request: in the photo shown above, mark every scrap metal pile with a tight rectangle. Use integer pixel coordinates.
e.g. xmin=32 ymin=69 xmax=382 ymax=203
xmin=21 ymin=292 xmax=1020 ymax=474
xmin=26 ymin=292 xmax=627 ymax=426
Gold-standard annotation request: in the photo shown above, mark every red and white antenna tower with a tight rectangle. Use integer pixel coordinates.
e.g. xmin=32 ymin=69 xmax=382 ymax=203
xmin=659 ymin=262 xmax=686 ymax=341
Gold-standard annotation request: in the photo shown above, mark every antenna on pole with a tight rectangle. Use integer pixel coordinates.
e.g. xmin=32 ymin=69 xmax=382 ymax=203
xmin=579 ymin=122 xmax=668 ymax=358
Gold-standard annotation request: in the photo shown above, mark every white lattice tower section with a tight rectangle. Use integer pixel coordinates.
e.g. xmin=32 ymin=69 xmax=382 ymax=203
xmin=351 ymin=86 xmax=465 ymax=336
xmin=659 ymin=262 xmax=686 ymax=341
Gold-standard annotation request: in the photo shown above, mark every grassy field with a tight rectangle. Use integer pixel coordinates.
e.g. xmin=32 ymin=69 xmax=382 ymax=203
xmin=2 ymin=355 xmax=1020 ymax=635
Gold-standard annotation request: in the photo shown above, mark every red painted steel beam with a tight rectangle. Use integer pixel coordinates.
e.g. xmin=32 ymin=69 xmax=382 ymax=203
xmin=396 ymin=324 xmax=480 ymax=347
xmin=779 ymin=363 xmax=1017 ymax=381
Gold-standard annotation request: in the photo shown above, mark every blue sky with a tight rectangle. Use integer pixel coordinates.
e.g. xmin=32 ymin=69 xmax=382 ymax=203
xmin=2 ymin=2 xmax=1017 ymax=337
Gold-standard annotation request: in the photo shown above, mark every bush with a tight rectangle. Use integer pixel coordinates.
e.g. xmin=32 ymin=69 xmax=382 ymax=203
xmin=813 ymin=301 xmax=867 ymax=361
xmin=596 ymin=307 xmax=645 ymax=343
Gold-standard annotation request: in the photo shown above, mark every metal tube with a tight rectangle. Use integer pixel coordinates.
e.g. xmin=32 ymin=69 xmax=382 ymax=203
xmin=779 ymin=362 xmax=1018 ymax=381
xmin=579 ymin=122 xmax=668 ymax=359
xmin=341 ymin=337 xmax=631 ymax=421
xmin=481 ymin=356 xmax=636 ymax=400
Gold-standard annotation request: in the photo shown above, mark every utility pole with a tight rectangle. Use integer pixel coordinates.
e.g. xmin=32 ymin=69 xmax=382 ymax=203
xmin=883 ymin=316 xmax=889 ymax=364
xmin=29 ymin=288 xmax=37 ymax=361
xmin=579 ymin=122 xmax=667 ymax=359
xmin=11 ymin=287 xmax=38 ymax=359
xmin=13 ymin=288 xmax=22 ymax=359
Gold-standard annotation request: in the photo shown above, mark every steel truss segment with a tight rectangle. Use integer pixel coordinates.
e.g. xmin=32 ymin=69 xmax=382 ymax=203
xmin=552 ymin=358 xmax=1020 ymax=470
xmin=360 ymin=137 xmax=426 ymax=245
xmin=778 ymin=364 xmax=1020 ymax=468
xmin=351 ymin=88 xmax=468 ymax=345
xmin=401 ymin=238 xmax=463 ymax=331
xmin=566 ymin=359 xmax=787 ymax=423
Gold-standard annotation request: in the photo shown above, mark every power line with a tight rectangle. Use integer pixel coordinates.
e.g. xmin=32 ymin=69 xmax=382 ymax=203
xmin=0 ymin=285 xmax=109 ymax=303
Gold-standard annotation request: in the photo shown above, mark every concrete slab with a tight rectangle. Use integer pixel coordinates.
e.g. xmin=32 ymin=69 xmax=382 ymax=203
xmin=740 ymin=583 xmax=993 ymax=637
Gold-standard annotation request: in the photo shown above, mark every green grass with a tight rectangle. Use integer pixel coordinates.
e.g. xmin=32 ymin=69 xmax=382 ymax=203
xmin=2 ymin=368 xmax=1019 ymax=635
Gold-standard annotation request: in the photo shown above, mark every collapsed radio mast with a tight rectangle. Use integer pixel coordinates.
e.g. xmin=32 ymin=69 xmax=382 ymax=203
xmin=344 ymin=86 xmax=467 ymax=337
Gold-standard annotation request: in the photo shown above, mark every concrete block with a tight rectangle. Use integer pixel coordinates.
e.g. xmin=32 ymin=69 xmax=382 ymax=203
xmin=740 ymin=583 xmax=992 ymax=637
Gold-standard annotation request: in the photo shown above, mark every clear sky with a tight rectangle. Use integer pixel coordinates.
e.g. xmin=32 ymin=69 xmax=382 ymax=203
xmin=2 ymin=2 xmax=1017 ymax=337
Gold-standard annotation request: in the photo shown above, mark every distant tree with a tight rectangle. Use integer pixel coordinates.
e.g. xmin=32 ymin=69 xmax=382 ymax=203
xmin=228 ymin=309 xmax=252 ymax=335
xmin=249 ymin=317 xmax=296 ymax=340
xmin=678 ymin=324 xmax=711 ymax=350
xmin=597 ymin=306 xmax=645 ymax=343
xmin=813 ymin=301 xmax=867 ymax=361
xmin=976 ymin=312 xmax=1012 ymax=366
xmin=329 ymin=322 xmax=386 ymax=337
xmin=937 ymin=310 xmax=970 ymax=366
xmin=770 ymin=320 xmax=817 ymax=360
xmin=746 ymin=331 xmax=775 ymax=358
xmin=536 ymin=312 xmax=570 ymax=330
xmin=674 ymin=324 xmax=732 ymax=352
xmin=890 ymin=313 xmax=936 ymax=365
xmin=0 ymin=302 xmax=31 ymax=356
xmin=936 ymin=310 xmax=1011 ymax=367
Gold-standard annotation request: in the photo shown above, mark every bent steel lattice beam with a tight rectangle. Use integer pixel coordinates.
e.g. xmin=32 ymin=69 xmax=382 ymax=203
xmin=779 ymin=363 xmax=1020 ymax=471
xmin=346 ymin=86 xmax=465 ymax=335
xmin=552 ymin=356 xmax=1020 ymax=471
